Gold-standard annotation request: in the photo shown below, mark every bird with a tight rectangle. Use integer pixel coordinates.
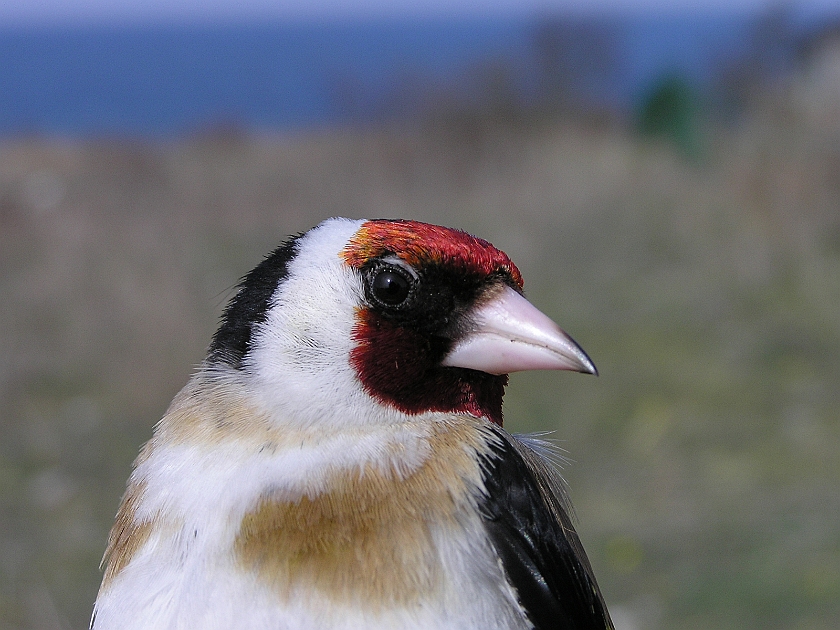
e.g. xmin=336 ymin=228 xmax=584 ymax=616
xmin=91 ymin=217 xmax=613 ymax=630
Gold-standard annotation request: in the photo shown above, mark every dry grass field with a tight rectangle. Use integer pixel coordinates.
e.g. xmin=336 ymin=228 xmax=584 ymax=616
xmin=2 ymin=107 xmax=839 ymax=629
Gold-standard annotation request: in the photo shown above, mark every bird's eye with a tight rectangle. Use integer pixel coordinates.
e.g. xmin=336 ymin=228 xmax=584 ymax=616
xmin=370 ymin=267 xmax=413 ymax=307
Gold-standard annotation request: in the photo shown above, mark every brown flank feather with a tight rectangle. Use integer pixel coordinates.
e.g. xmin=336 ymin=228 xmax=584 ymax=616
xmin=100 ymin=480 xmax=152 ymax=590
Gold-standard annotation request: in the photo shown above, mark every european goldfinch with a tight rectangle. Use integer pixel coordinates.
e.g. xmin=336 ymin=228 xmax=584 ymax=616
xmin=92 ymin=218 xmax=613 ymax=630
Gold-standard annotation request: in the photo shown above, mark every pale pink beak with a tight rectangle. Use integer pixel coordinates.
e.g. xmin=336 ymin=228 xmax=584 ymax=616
xmin=441 ymin=286 xmax=597 ymax=376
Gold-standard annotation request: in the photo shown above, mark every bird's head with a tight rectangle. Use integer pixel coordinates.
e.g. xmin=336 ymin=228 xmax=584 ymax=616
xmin=207 ymin=218 xmax=595 ymax=428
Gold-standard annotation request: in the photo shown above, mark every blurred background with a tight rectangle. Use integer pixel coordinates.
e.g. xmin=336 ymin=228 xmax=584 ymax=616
xmin=2 ymin=1 xmax=839 ymax=629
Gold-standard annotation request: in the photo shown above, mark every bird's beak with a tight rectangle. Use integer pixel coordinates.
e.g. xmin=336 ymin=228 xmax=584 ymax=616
xmin=441 ymin=285 xmax=597 ymax=376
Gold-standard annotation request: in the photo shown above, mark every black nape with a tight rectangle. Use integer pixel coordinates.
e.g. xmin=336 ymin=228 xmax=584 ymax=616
xmin=208 ymin=235 xmax=301 ymax=369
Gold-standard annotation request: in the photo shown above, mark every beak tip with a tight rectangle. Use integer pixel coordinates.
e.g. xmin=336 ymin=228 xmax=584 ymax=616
xmin=574 ymin=354 xmax=598 ymax=377
xmin=579 ymin=351 xmax=598 ymax=377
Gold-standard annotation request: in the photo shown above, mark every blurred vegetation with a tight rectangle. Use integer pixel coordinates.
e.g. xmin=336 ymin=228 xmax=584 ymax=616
xmin=2 ymin=19 xmax=840 ymax=629
xmin=637 ymin=75 xmax=703 ymax=161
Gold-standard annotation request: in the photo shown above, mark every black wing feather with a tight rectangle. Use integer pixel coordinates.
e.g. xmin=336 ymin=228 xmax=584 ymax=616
xmin=480 ymin=427 xmax=613 ymax=630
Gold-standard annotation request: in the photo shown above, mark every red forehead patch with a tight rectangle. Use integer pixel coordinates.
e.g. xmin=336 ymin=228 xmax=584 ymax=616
xmin=342 ymin=219 xmax=523 ymax=287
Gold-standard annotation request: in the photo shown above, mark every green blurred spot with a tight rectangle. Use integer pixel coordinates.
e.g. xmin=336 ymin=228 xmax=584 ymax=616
xmin=802 ymin=560 xmax=840 ymax=601
xmin=701 ymin=449 xmax=761 ymax=496
xmin=626 ymin=396 xmax=672 ymax=456
xmin=606 ymin=535 xmax=644 ymax=574
xmin=636 ymin=74 xmax=703 ymax=160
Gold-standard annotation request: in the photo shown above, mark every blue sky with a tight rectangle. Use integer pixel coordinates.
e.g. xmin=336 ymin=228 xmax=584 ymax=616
xmin=2 ymin=0 xmax=838 ymax=25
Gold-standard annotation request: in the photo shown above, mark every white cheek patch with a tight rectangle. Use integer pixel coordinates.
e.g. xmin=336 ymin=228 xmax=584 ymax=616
xmin=242 ymin=217 xmax=404 ymax=429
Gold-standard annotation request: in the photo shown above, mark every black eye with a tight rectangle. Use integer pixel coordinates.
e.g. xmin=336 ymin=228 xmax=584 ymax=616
xmin=370 ymin=267 xmax=413 ymax=306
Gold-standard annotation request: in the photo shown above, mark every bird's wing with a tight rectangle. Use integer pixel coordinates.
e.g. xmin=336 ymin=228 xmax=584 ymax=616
xmin=479 ymin=426 xmax=614 ymax=630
